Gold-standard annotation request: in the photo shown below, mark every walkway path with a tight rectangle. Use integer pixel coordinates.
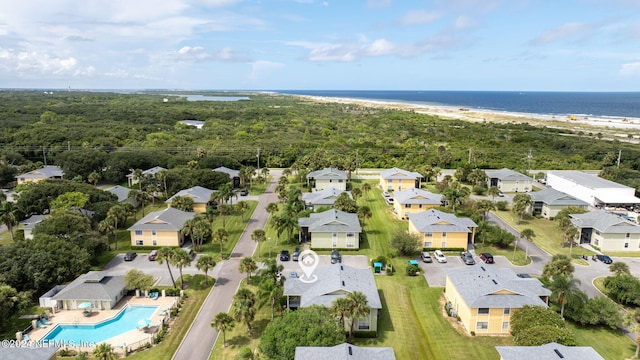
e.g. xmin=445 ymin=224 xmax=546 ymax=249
xmin=172 ymin=170 xmax=281 ymax=360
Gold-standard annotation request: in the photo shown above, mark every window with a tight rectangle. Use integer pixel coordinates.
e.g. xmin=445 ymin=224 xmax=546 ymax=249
xmin=478 ymin=308 xmax=489 ymax=315
xmin=405 ymin=204 xmax=411 ymax=208
xmin=151 ymin=230 xmax=157 ymax=236
xmin=136 ymin=240 xmax=144 ymax=246
xmin=418 ymin=204 xmax=423 ymax=208
xmin=595 ymin=239 xmax=599 ymax=245
xmin=332 ymin=240 xmax=337 ymax=248
xmin=442 ymin=232 xmax=447 ymax=237
xmin=152 ymin=240 xmax=157 ymax=246
xmin=476 ymin=322 xmax=488 ymax=330
xmin=625 ymin=242 xmax=629 ymax=248
xmin=347 ymin=232 xmax=354 ymax=237
xmin=503 ymin=308 xmax=510 ymax=315
xmin=424 ymin=232 xmax=432 ymax=237
xmin=135 ymin=230 xmax=143 ymax=236
xmin=338 ymin=179 xmax=343 ymax=183
xmin=595 ymin=230 xmax=601 ymax=235
xmin=626 ymin=233 xmax=631 ymax=238
xmin=441 ymin=241 xmax=446 ymax=248
xmin=502 ymin=321 xmax=509 ymax=330
xmin=424 ymin=241 xmax=432 ymax=248
xmin=346 ymin=241 xmax=355 ymax=248
xmin=357 ymin=318 xmax=370 ymax=330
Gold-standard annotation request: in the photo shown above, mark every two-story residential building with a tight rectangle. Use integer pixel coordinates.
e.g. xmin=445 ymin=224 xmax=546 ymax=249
xmin=393 ymin=188 xmax=444 ymax=219
xmin=128 ymin=207 xmax=195 ymax=247
xmin=445 ymin=266 xmax=551 ymax=335
xmin=166 ymin=186 xmax=215 ymax=213
xmin=301 ymin=188 xmax=351 ymax=211
xmin=407 ymin=209 xmax=477 ymax=249
xmin=496 ymin=343 xmax=604 ymax=360
xmin=570 ymin=210 xmax=640 ymax=251
xmin=307 ymin=168 xmax=348 ymax=192
xmin=126 ymin=166 xmax=166 ymax=187
xmin=527 ymin=188 xmax=589 ymax=219
xmin=295 ymin=344 xmax=396 ymax=360
xmin=16 ymin=165 xmax=64 ymax=185
xmin=486 ymin=168 xmax=534 ymax=193
xmin=379 ymin=167 xmax=422 ymax=191
xmin=284 ymin=264 xmax=382 ymax=334
xmin=213 ymin=166 xmax=241 ymax=188
xmin=298 ymin=209 xmax=361 ymax=249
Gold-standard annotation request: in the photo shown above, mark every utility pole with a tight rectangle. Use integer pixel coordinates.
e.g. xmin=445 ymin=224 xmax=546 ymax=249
xmin=527 ymin=149 xmax=533 ymax=172
xmin=257 ymin=148 xmax=261 ymax=170
xmin=42 ymin=147 xmax=47 ymax=165
xmin=355 ymin=149 xmax=359 ymax=175
xmin=617 ymin=149 xmax=622 ymax=168
xmin=468 ymin=148 xmax=472 ymax=164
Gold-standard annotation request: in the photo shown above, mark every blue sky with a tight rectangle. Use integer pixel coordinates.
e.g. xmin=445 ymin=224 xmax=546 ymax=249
xmin=1 ymin=0 xmax=639 ymax=91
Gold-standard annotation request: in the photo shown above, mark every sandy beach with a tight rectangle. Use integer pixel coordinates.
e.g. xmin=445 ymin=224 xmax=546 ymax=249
xmin=291 ymin=94 xmax=640 ymax=137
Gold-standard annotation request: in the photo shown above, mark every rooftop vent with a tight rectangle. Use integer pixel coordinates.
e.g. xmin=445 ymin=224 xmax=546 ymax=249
xmin=348 ymin=346 xmax=352 ymax=355
xmin=492 ymin=279 xmax=498 ymax=285
xmin=481 ymin=266 xmax=486 ymax=271
xmin=342 ymin=281 xmax=345 ymax=286
xmin=554 ymin=349 xmax=564 ymax=358
xmin=340 ymin=265 xmax=343 ymax=271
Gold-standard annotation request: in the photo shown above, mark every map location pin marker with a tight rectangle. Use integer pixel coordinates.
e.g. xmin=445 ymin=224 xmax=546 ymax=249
xmin=298 ymin=250 xmax=319 ymax=283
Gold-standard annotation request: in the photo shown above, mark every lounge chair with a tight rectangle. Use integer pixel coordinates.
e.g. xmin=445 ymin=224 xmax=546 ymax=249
xmin=150 ymin=292 xmax=159 ymax=300
xmin=36 ymin=320 xmax=47 ymax=329
xmin=41 ymin=318 xmax=52 ymax=325
xmin=22 ymin=334 xmax=31 ymax=341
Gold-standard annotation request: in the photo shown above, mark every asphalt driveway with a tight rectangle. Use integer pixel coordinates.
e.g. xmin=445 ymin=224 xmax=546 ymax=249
xmin=103 ymin=253 xmax=205 ymax=286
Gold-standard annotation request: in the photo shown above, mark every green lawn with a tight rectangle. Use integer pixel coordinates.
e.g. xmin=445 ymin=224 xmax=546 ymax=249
xmin=569 ymin=322 xmax=636 ymax=360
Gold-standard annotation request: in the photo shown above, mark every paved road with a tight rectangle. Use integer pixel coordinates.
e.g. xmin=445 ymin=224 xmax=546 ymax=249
xmin=172 ymin=170 xmax=280 ymax=360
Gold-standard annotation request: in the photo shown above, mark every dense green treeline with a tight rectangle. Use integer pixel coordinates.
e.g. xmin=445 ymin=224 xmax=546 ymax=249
xmin=2 ymin=90 xmax=640 ymax=187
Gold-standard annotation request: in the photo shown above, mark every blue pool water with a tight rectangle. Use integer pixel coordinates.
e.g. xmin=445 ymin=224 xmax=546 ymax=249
xmin=43 ymin=305 xmax=158 ymax=344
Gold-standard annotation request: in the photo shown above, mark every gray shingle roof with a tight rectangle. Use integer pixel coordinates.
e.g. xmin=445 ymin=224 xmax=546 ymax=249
xmin=295 ymin=344 xmax=396 ymax=360
xmin=51 ymin=271 xmax=124 ymax=301
xmin=298 ymin=209 xmax=361 ymax=233
xmin=302 ymin=188 xmax=351 ymax=206
xmin=126 ymin=166 xmax=167 ymax=179
xmin=284 ymin=264 xmax=381 ymax=309
xmin=485 ymin=168 xmax=533 ymax=181
xmin=379 ymin=167 xmax=422 ymax=180
xmin=128 ymin=207 xmax=195 ymax=231
xmin=393 ymin=188 xmax=443 ymax=205
xmin=166 ymin=186 xmax=214 ymax=205
xmin=19 ymin=214 xmax=49 ymax=230
xmin=407 ymin=209 xmax=477 ymax=233
xmin=307 ymin=168 xmax=348 ymax=180
xmin=16 ymin=165 xmax=64 ymax=180
xmin=446 ymin=266 xmax=550 ymax=309
xmin=528 ymin=188 xmax=589 ymax=207
xmin=570 ymin=210 xmax=640 ymax=234
xmin=106 ymin=185 xmax=132 ymax=203
xmin=496 ymin=342 xmax=604 ymax=360
xmin=213 ymin=166 xmax=239 ymax=178
xmin=547 ymin=170 xmax=631 ymax=190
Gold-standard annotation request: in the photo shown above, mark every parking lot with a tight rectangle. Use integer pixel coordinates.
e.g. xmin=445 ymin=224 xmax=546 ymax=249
xmin=103 ymin=252 xmax=205 ymax=286
xmin=277 ymin=254 xmax=370 ymax=279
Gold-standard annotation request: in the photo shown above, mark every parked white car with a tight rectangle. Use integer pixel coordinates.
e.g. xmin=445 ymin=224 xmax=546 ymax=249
xmin=434 ymin=250 xmax=447 ymax=263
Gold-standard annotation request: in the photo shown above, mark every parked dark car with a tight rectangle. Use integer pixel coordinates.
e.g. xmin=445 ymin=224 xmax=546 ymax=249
xmin=597 ymin=254 xmax=613 ymax=264
xmin=517 ymin=273 xmax=531 ymax=278
xmin=124 ymin=252 xmax=137 ymax=261
xmin=239 ymin=189 xmax=248 ymax=196
xmin=292 ymin=248 xmax=301 ymax=261
xmin=148 ymin=250 xmax=158 ymax=261
xmin=479 ymin=253 xmax=494 ymax=264
xmin=460 ymin=252 xmax=475 ymax=265
xmin=331 ymin=249 xmax=342 ymax=264
xmin=279 ymin=250 xmax=290 ymax=261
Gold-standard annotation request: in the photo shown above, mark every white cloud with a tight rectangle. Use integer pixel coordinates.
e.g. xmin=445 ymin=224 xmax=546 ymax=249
xmin=398 ymin=9 xmax=442 ymax=26
xmin=0 ymin=48 xmax=94 ymax=76
xmin=531 ymin=22 xmax=593 ymax=45
xmin=619 ymin=61 xmax=640 ymax=76
xmin=453 ymin=15 xmax=477 ymax=30
xmin=196 ymin=0 xmax=242 ymax=7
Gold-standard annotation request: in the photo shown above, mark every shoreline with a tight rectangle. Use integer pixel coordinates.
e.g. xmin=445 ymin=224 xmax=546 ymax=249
xmin=287 ymin=94 xmax=640 ymax=131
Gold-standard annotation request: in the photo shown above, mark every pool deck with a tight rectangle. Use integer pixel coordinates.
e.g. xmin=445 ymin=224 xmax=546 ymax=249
xmin=27 ymin=295 xmax=177 ymax=352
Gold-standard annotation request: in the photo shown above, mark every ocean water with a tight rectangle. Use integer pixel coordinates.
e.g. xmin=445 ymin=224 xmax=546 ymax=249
xmin=277 ymin=90 xmax=640 ymax=119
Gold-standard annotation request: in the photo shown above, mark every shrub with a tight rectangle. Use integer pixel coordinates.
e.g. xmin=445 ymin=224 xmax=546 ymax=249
xmin=390 ymin=231 xmax=420 ymax=256
xmin=472 ymin=186 xmax=486 ymax=195
xmin=371 ymin=256 xmax=387 ymax=267
xmin=495 ymin=201 xmax=508 ymax=211
xmin=406 ymin=264 xmax=419 ymax=276
xmin=235 ymin=347 xmax=254 ymax=360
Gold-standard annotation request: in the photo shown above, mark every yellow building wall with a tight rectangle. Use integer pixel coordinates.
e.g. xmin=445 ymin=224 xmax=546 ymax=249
xmin=445 ymin=276 xmax=473 ymax=332
xmin=310 ymin=231 xmax=360 ymax=249
xmin=395 ymin=202 xmax=439 ymax=219
xmin=380 ymin=178 xmax=417 ymax=191
xmin=17 ymin=177 xmax=48 ymax=185
xmin=409 ymin=225 xmax=469 ymax=249
xmin=130 ymin=230 xmax=181 ymax=247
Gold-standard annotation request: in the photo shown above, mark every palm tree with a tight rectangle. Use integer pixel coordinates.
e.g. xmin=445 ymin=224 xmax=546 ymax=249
xmin=133 ymin=168 xmax=143 ymax=191
xmin=98 ymin=217 xmax=116 ymax=250
xmin=123 ymin=202 xmax=136 ymax=223
xmin=351 ymin=188 xmax=362 ymax=203
xmin=357 ymin=206 xmax=372 ymax=226
xmin=610 ymin=261 xmax=631 ymax=276
xmin=361 ymin=183 xmax=371 ymax=198
xmin=239 ymin=166 xmax=255 ymax=189
xmin=543 ymin=254 xmax=575 ymax=279
xmin=261 ymin=168 xmax=269 ymax=185
xmin=251 ymin=229 xmax=266 ymax=258
xmin=192 ymin=217 xmax=211 ymax=252
xmin=442 ymin=182 xmax=470 ymax=212
xmin=171 ymin=195 xmax=194 ymax=212
xmin=211 ymin=312 xmax=234 ymax=348
xmin=157 ymin=247 xmax=178 ymax=288
xmin=173 ymin=249 xmax=193 ymax=290
xmin=258 ymin=277 xmax=283 ymax=321
xmin=233 ymin=299 xmax=256 ymax=335
xmin=93 ymin=343 xmax=116 ymax=360
xmin=218 ymin=184 xmax=234 ymax=204
xmin=623 ymin=309 xmax=640 ymax=358
xmin=346 ymin=291 xmax=371 ymax=341
xmin=331 ymin=297 xmax=351 ymax=328
xmin=181 ymin=218 xmax=197 ymax=247
xmin=235 ymin=201 xmax=249 ymax=221
xmin=512 ymin=193 xmax=532 ymax=223
xmin=487 ymin=186 xmax=500 ymax=202
xmin=548 ymin=275 xmax=582 ymax=319
xmin=213 ymin=228 xmax=229 ymax=258
xmin=106 ymin=205 xmax=126 ymax=250
xmin=239 ymin=257 xmax=258 ymax=280
xmin=217 ymin=204 xmax=233 ymax=228
xmin=565 ymin=225 xmax=579 ymax=258
xmin=520 ymin=228 xmax=535 ymax=258
xmin=88 ymin=171 xmax=101 ymax=186
xmin=196 ymin=255 xmax=216 ymax=286
xmin=474 ymin=199 xmax=495 ymax=221
xmin=156 ymin=170 xmax=168 ymax=199
xmin=0 ymin=201 xmax=17 ymax=242
xmin=266 ymin=202 xmax=279 ymax=217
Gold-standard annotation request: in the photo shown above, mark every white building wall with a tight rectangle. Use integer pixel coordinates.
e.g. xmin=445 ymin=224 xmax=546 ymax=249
xmin=546 ymin=173 xmax=596 ymax=206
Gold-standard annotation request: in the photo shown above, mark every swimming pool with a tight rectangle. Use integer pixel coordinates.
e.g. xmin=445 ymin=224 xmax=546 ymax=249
xmin=43 ymin=305 xmax=158 ymax=344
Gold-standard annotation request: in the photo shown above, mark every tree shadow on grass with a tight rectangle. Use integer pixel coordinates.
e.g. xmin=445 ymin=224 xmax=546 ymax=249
xmin=227 ymin=335 xmax=250 ymax=347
